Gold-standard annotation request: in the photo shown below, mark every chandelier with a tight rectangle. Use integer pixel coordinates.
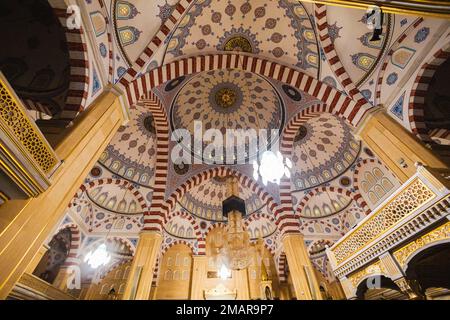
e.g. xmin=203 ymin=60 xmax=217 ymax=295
xmin=253 ymin=150 xmax=292 ymax=185
xmin=218 ymin=177 xmax=251 ymax=270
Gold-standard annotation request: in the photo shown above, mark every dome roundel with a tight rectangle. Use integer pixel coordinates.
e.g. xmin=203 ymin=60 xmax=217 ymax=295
xmin=170 ymin=68 xmax=284 ymax=163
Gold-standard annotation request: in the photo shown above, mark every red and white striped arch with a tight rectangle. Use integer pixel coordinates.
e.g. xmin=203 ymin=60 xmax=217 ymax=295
xmin=277 ymin=253 xmax=288 ymax=282
xmin=119 ymin=0 xmax=195 ymax=85
xmin=70 ymin=178 xmax=148 ymax=213
xmin=164 ymin=210 xmax=205 ymax=254
xmin=55 ymin=223 xmax=81 ymax=268
xmin=408 ymin=39 xmax=450 ymax=141
xmin=164 ymin=167 xmax=280 ymax=220
xmin=375 ymin=18 xmax=424 ymax=106
xmin=314 ymin=4 xmax=368 ymax=103
xmin=140 ymin=92 xmax=170 ymax=233
xmin=119 ymin=53 xmax=374 ymax=127
xmin=161 ymin=239 xmax=196 ymax=256
xmin=48 ymin=0 xmax=89 ymax=119
xmin=278 ymin=103 xmax=334 ymax=236
xmin=296 ymin=186 xmax=371 ymax=216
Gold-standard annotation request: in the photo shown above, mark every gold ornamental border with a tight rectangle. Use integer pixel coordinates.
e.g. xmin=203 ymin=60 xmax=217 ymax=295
xmin=0 ymin=75 xmax=58 ymax=175
xmin=332 ymin=178 xmax=436 ymax=265
xmin=393 ymin=221 xmax=450 ymax=269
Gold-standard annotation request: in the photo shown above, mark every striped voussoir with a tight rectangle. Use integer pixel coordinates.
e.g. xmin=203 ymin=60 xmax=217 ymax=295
xmin=314 ymin=4 xmax=368 ymax=104
xmin=48 ymin=0 xmax=89 ymax=120
xmin=161 ymin=239 xmax=196 ymax=256
xmin=204 ymin=222 xmax=227 ymax=238
xmin=277 ymin=104 xmax=331 ymax=235
xmin=165 ymin=167 xmax=280 ymax=222
xmin=152 ymin=256 xmax=161 ymax=286
xmin=57 ymin=223 xmax=81 ymax=268
xmin=140 ymin=93 xmax=170 ymax=233
xmin=164 ymin=211 xmax=205 ymax=255
xmin=307 ymin=239 xmax=335 ymax=255
xmin=429 ymin=128 xmax=450 ymax=145
xmin=244 ymin=212 xmax=276 ymax=227
xmin=277 ymin=253 xmax=288 ymax=282
xmin=409 ymin=40 xmax=450 ymax=141
xmin=22 ymin=99 xmax=53 ymax=116
xmin=119 ymin=53 xmax=375 ymax=127
xmin=296 ymin=186 xmax=371 ymax=216
xmin=119 ymin=0 xmax=194 ymax=85
xmin=70 ymin=178 xmax=148 ymax=213
xmin=375 ymin=18 xmax=423 ymax=106
xmin=107 ymin=236 xmax=136 ymax=255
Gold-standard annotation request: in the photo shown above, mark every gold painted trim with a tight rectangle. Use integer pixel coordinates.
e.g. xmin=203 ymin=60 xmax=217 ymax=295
xmin=0 ymin=157 xmax=36 ymax=197
xmin=0 ymin=73 xmax=58 ymax=175
xmin=0 ymin=142 xmax=46 ymax=195
xmin=393 ymin=221 xmax=450 ymax=268
xmin=0 ymin=191 xmax=8 ymax=202
xmin=332 ymin=178 xmax=436 ymax=265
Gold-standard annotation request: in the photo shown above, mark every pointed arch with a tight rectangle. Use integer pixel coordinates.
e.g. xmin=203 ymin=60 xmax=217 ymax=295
xmin=47 ymin=0 xmax=89 ymax=119
xmin=297 ymin=186 xmax=371 ymax=216
xmin=166 ymin=167 xmax=281 ymax=220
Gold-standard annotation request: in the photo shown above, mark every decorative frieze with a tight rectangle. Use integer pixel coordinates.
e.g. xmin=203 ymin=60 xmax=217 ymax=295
xmin=0 ymin=72 xmax=60 ymax=197
xmin=393 ymin=221 xmax=450 ymax=269
xmin=333 ymin=178 xmax=435 ymax=264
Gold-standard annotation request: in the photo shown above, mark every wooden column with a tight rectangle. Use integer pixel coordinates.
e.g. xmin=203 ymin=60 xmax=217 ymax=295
xmin=122 ymin=231 xmax=162 ymax=300
xmin=356 ymin=108 xmax=447 ymax=182
xmin=25 ymin=244 xmax=49 ymax=274
xmin=233 ymin=269 xmax=250 ymax=300
xmin=0 ymin=88 xmax=128 ymax=299
xmin=282 ymin=233 xmax=322 ymax=300
xmin=190 ymin=255 xmax=208 ymax=300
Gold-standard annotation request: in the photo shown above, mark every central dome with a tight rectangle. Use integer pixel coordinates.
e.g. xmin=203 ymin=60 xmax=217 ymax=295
xmin=170 ymin=69 xmax=284 ymax=163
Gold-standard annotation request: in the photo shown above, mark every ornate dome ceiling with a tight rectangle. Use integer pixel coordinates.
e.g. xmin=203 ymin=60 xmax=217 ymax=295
xmin=164 ymin=0 xmax=319 ymax=76
xmin=179 ymin=176 xmax=265 ymax=222
xmin=170 ymin=69 xmax=284 ymax=163
xmin=165 ymin=215 xmax=197 ymax=239
xmin=299 ymin=192 xmax=352 ymax=218
xmin=113 ymin=0 xmax=181 ymax=65
xmin=291 ymin=113 xmax=361 ymax=191
xmin=326 ymin=6 xmax=392 ymax=87
xmin=87 ymin=184 xmax=142 ymax=215
xmin=98 ymin=104 xmax=157 ymax=187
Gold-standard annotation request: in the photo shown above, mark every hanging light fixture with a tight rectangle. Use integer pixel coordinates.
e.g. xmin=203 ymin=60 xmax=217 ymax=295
xmin=84 ymin=243 xmax=111 ymax=269
xmin=253 ymin=150 xmax=292 ymax=186
xmin=218 ymin=177 xmax=251 ymax=270
xmin=218 ymin=264 xmax=231 ymax=280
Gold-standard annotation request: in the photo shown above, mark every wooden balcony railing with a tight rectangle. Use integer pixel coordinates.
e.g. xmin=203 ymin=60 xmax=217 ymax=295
xmin=0 ymin=72 xmax=60 ymax=198
xmin=8 ymin=273 xmax=76 ymax=300
xmin=327 ymin=164 xmax=450 ymax=278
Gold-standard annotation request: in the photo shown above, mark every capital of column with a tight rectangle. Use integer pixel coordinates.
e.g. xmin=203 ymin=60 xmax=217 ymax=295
xmin=393 ymin=277 xmax=425 ymax=300
xmin=104 ymin=84 xmax=131 ymax=126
